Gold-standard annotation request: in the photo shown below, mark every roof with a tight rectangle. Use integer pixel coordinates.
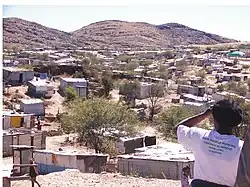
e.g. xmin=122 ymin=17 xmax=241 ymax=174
xmin=61 ymin=77 xmax=87 ymax=83
xmin=10 ymin=145 xmax=35 ymax=150
xmin=2 ymin=164 xmax=13 ymax=178
xmin=21 ymin=99 xmax=44 ymax=104
xmin=184 ymin=101 xmax=204 ymax=107
xmin=3 ymin=67 xmax=34 ymax=72
xmin=118 ymin=143 xmax=195 ymax=162
xmin=28 ymin=80 xmax=49 ymax=87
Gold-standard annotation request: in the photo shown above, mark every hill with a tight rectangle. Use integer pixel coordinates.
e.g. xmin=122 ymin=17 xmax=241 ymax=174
xmin=73 ymin=20 xmax=237 ymax=50
xmin=3 ymin=18 xmax=237 ymax=50
xmin=3 ymin=17 xmax=89 ymax=49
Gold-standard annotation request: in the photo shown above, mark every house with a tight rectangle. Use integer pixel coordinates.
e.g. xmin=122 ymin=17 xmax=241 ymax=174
xmin=183 ymin=101 xmax=215 ymax=113
xmin=181 ymin=93 xmax=211 ymax=103
xmin=27 ymin=79 xmax=54 ymax=98
xmin=3 ymin=129 xmax=46 ymax=157
xmin=3 ymin=67 xmax=34 ymax=85
xmin=3 ymin=59 xmax=19 ymax=67
xmin=177 ymin=85 xmax=205 ymax=97
xmin=2 ymin=110 xmax=36 ymax=130
xmin=118 ymin=143 xmax=194 ymax=180
xmin=189 ymin=76 xmax=202 ymax=85
xmin=119 ymin=81 xmax=164 ymax=100
xmin=212 ymin=91 xmax=245 ymax=102
xmin=20 ymin=99 xmax=45 ymax=116
xmin=59 ymin=78 xmax=88 ymax=98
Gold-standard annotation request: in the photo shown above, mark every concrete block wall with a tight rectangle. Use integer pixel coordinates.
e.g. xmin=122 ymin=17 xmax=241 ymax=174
xmin=118 ymin=157 xmax=194 ymax=180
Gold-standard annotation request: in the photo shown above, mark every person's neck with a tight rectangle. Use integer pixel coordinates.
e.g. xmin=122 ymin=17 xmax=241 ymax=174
xmin=216 ymin=128 xmax=233 ymax=135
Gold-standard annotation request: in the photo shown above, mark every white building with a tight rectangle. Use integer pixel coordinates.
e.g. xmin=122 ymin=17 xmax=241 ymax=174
xmin=20 ymin=99 xmax=45 ymax=116
xmin=27 ymin=79 xmax=54 ymax=98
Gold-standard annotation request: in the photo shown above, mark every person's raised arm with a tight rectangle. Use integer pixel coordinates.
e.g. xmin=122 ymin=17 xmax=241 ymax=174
xmin=174 ymin=108 xmax=212 ymax=129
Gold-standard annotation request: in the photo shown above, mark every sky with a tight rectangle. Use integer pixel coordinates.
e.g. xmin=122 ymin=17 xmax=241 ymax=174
xmin=3 ymin=5 xmax=250 ymax=41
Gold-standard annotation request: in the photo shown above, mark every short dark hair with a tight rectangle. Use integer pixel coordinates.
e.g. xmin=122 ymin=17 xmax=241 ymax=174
xmin=182 ymin=166 xmax=190 ymax=171
xmin=212 ymin=99 xmax=243 ymax=128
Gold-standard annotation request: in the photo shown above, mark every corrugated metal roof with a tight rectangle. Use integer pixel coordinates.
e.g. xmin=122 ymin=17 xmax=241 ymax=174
xmin=21 ymin=99 xmax=43 ymax=104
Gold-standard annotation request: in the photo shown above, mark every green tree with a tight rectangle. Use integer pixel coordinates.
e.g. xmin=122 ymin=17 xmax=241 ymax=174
xmin=65 ymin=86 xmax=77 ymax=102
xmin=101 ymin=71 xmax=114 ymax=98
xmin=156 ymin=106 xmax=195 ymax=141
xmin=217 ymin=84 xmax=226 ymax=92
xmin=61 ymin=98 xmax=143 ymax=155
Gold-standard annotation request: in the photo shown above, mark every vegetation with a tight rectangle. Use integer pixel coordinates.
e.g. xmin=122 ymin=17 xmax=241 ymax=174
xmin=196 ymin=69 xmax=207 ymax=80
xmin=147 ymin=83 xmax=164 ymax=121
xmin=61 ymin=98 xmax=143 ymax=155
xmin=119 ymin=80 xmax=140 ymax=107
xmin=101 ymin=71 xmax=114 ymax=98
xmin=156 ymin=106 xmax=195 ymax=141
xmin=65 ymin=86 xmax=77 ymax=102
xmin=225 ymin=81 xmax=248 ymax=97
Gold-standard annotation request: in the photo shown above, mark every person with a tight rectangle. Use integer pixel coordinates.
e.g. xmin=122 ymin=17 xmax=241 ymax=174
xmin=29 ymin=158 xmax=41 ymax=187
xmin=181 ymin=166 xmax=191 ymax=187
xmin=176 ymin=99 xmax=244 ymax=187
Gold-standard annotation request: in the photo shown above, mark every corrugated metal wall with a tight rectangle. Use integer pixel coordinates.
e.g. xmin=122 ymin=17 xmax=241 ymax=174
xmin=33 ymin=151 xmax=108 ymax=175
xmin=3 ymin=132 xmax=46 ymax=157
xmin=118 ymin=157 xmax=194 ymax=180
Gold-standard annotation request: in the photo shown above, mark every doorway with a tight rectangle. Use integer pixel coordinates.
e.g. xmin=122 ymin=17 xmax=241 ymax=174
xmin=19 ymin=73 xmax=23 ymax=83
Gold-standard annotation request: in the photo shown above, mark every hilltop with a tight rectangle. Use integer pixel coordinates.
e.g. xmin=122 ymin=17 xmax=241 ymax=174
xmin=3 ymin=18 xmax=238 ymax=50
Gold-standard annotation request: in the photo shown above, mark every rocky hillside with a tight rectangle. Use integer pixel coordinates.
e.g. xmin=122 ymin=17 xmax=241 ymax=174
xmin=3 ymin=17 xmax=89 ymax=49
xmin=3 ymin=18 xmax=237 ymax=50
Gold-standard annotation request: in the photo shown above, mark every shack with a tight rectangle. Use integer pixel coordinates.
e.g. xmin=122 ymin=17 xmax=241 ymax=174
xmin=3 ymin=67 xmax=34 ymax=85
xmin=33 ymin=150 xmax=108 ymax=174
xmin=2 ymin=129 xmax=46 ymax=157
xmin=20 ymin=99 xmax=45 ymax=116
xmin=118 ymin=143 xmax=194 ymax=180
xmin=2 ymin=111 xmax=35 ymax=130
xmin=59 ymin=78 xmax=88 ymax=98
xmin=27 ymin=79 xmax=54 ymax=98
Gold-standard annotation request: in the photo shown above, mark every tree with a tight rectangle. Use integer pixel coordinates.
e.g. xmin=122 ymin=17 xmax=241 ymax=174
xmin=126 ymin=62 xmax=138 ymax=71
xmin=101 ymin=71 xmax=114 ymax=98
xmin=147 ymin=83 xmax=165 ymax=121
xmin=65 ymin=86 xmax=77 ymax=102
xmin=162 ymin=51 xmax=174 ymax=59
xmin=226 ymin=81 xmax=248 ymax=97
xmin=61 ymin=98 xmax=143 ymax=155
xmin=217 ymin=84 xmax=226 ymax=92
xmin=156 ymin=106 xmax=195 ymax=141
xmin=196 ymin=69 xmax=207 ymax=80
xmin=119 ymin=80 xmax=140 ymax=107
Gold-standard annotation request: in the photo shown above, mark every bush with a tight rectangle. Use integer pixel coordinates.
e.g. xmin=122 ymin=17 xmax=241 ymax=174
xmin=65 ymin=86 xmax=77 ymax=102
xmin=156 ymin=106 xmax=195 ymax=141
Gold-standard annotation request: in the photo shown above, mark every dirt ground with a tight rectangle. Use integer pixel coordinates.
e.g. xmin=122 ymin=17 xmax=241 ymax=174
xmin=11 ymin=170 xmax=181 ymax=187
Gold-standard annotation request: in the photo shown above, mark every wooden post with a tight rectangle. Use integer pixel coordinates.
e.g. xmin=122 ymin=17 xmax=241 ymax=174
xmin=30 ymin=136 xmax=34 ymax=146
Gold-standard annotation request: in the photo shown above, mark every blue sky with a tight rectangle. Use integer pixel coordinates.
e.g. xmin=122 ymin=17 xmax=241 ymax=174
xmin=3 ymin=5 xmax=250 ymax=41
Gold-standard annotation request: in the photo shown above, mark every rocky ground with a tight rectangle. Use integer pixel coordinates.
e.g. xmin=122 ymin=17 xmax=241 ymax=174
xmin=11 ymin=170 xmax=181 ymax=187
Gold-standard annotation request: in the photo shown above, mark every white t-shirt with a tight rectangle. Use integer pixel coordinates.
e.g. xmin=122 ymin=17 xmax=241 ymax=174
xmin=177 ymin=125 xmax=244 ymax=187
